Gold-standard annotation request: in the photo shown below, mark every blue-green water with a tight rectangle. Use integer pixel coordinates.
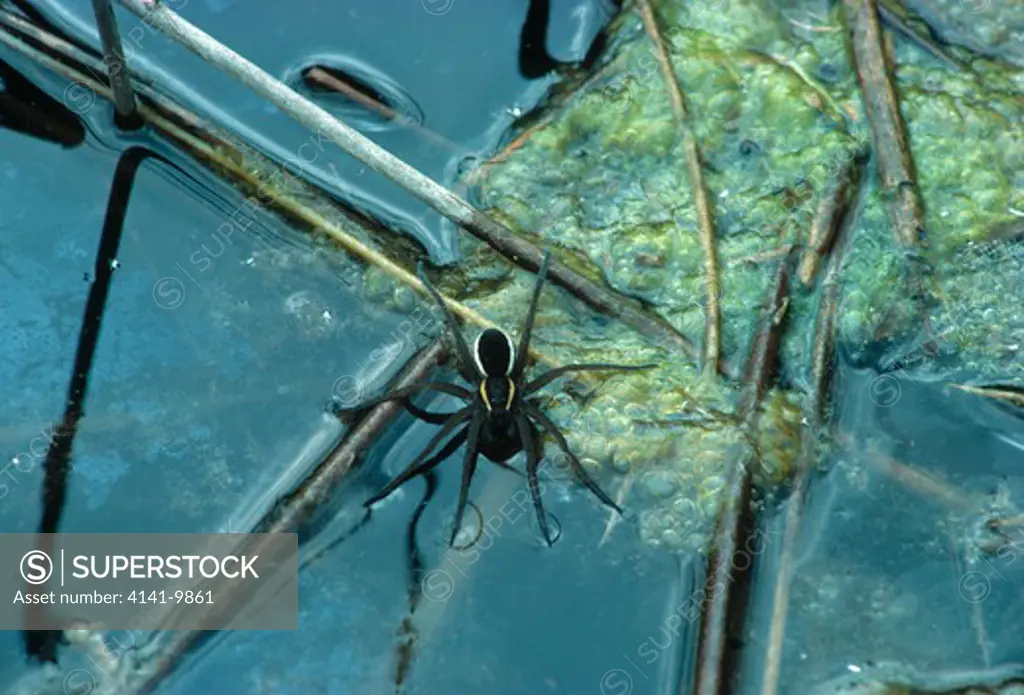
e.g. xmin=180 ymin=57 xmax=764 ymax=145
xmin=1 ymin=1 xmax=1023 ymax=694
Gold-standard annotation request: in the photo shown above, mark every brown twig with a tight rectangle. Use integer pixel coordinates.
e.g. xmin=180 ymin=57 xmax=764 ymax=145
xmin=304 ymin=66 xmax=400 ymax=119
xmin=842 ymin=0 xmax=926 ymax=253
xmin=798 ymin=153 xmax=864 ymax=288
xmin=303 ymin=66 xmax=461 ymax=152
xmin=471 ymin=117 xmax=554 ymax=175
xmin=807 ymin=202 xmax=855 ymax=424
xmin=636 ymin=0 xmax=722 ymax=376
xmin=467 ymin=49 xmax=629 ymax=180
xmin=695 ymin=253 xmax=794 ymax=695
xmin=760 ymin=51 xmax=847 ymax=124
xmin=760 ymin=192 xmax=859 ymax=695
xmin=126 ymin=341 xmax=447 ymax=695
xmin=876 ymin=0 xmax=967 ymax=72
xmin=737 ymin=251 xmax=796 ymax=420
xmin=949 ymin=383 xmax=1024 ymax=408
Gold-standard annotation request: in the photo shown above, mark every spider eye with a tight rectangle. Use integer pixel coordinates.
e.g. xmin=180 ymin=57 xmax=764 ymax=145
xmin=473 ymin=328 xmax=515 ymax=377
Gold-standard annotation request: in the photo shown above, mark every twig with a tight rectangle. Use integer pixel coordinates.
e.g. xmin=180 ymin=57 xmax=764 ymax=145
xmin=842 ymin=0 xmax=926 ymax=253
xmin=125 ymin=341 xmax=447 ymax=695
xmin=117 ymin=0 xmax=699 ymax=364
xmin=840 ymin=434 xmax=981 ymax=509
xmin=467 ymin=51 xmax=629 ymax=181
xmin=949 ymin=383 xmax=1024 ymax=408
xmin=303 ymin=66 xmax=461 ymax=153
xmin=876 ymin=0 xmax=967 ymax=72
xmin=268 ymin=341 xmax=444 ymax=531
xmin=695 ymin=254 xmax=794 ymax=695
xmin=808 ymin=216 xmax=850 ymax=425
xmin=798 ymin=152 xmax=864 ymax=287
xmin=759 ymin=446 xmax=805 ymax=695
xmin=732 ymin=245 xmax=793 ymax=267
xmin=90 ymin=0 xmax=139 ymax=126
xmin=635 ymin=0 xmax=722 ymax=376
xmin=787 ymin=18 xmax=841 ymax=33
xmin=472 ymin=117 xmax=552 ymax=174
xmin=875 ymin=444 xmax=979 ymax=508
xmin=738 ymin=251 xmax=796 ymax=421
xmin=760 ymin=193 xmax=858 ymax=695
xmin=763 ymin=51 xmax=847 ymax=123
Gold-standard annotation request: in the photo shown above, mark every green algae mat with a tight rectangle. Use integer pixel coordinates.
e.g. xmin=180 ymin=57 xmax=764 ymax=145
xmin=417 ymin=0 xmax=1024 ymax=556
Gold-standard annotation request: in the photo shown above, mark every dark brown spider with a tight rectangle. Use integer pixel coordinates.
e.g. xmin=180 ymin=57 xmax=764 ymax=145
xmin=336 ymin=251 xmax=655 ymax=546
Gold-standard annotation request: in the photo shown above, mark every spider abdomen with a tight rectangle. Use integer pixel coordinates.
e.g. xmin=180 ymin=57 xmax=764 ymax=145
xmin=478 ymin=410 xmax=521 ymax=463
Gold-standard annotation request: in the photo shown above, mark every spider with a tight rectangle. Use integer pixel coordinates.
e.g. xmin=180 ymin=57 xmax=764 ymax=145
xmin=336 ymin=251 xmax=655 ymax=546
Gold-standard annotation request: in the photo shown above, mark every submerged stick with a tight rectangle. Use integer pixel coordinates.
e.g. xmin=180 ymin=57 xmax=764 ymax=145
xmin=695 ymin=254 xmax=793 ymax=695
xmin=117 ymin=0 xmax=699 ymax=363
xmin=861 ymin=439 xmax=980 ymax=508
xmin=760 ymin=190 xmax=859 ymax=695
xmin=635 ymin=0 xmax=722 ymax=376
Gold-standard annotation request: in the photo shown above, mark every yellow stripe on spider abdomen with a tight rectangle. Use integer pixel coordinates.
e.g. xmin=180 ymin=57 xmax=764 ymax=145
xmin=479 ymin=378 xmax=515 ymax=412
xmin=479 ymin=380 xmax=491 ymax=411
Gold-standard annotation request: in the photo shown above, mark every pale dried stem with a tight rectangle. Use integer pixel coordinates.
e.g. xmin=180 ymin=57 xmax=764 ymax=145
xmin=635 ymin=0 xmax=722 ymax=376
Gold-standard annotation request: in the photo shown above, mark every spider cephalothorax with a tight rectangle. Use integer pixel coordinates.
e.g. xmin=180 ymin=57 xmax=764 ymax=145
xmin=336 ymin=251 xmax=655 ymax=546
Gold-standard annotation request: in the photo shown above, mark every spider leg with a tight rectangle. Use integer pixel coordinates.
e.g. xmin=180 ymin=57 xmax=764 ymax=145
xmin=365 ymin=409 xmax=471 ymax=507
xmin=404 ymin=400 xmax=461 ymax=425
xmin=512 ymin=250 xmax=552 ymax=380
xmin=374 ymin=427 xmax=469 ymax=518
xmin=524 ymin=403 xmax=622 ymax=513
xmin=333 ymin=380 xmax=471 ymax=415
xmin=525 ymin=362 xmax=657 ymax=394
xmin=448 ymin=411 xmax=484 ymax=547
xmin=417 ymin=262 xmax=479 ymax=382
xmin=514 ymin=412 xmax=554 ymax=546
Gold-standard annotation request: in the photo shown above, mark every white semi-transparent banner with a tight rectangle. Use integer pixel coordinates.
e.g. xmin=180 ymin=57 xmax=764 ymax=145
xmin=4 ymin=533 xmax=298 ymax=630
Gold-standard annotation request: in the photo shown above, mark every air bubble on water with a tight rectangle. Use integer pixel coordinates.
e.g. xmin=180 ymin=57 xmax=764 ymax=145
xmin=284 ymin=291 xmax=313 ymax=315
xmin=526 ymin=509 xmax=562 ymax=546
xmin=448 ymin=502 xmax=483 ymax=551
